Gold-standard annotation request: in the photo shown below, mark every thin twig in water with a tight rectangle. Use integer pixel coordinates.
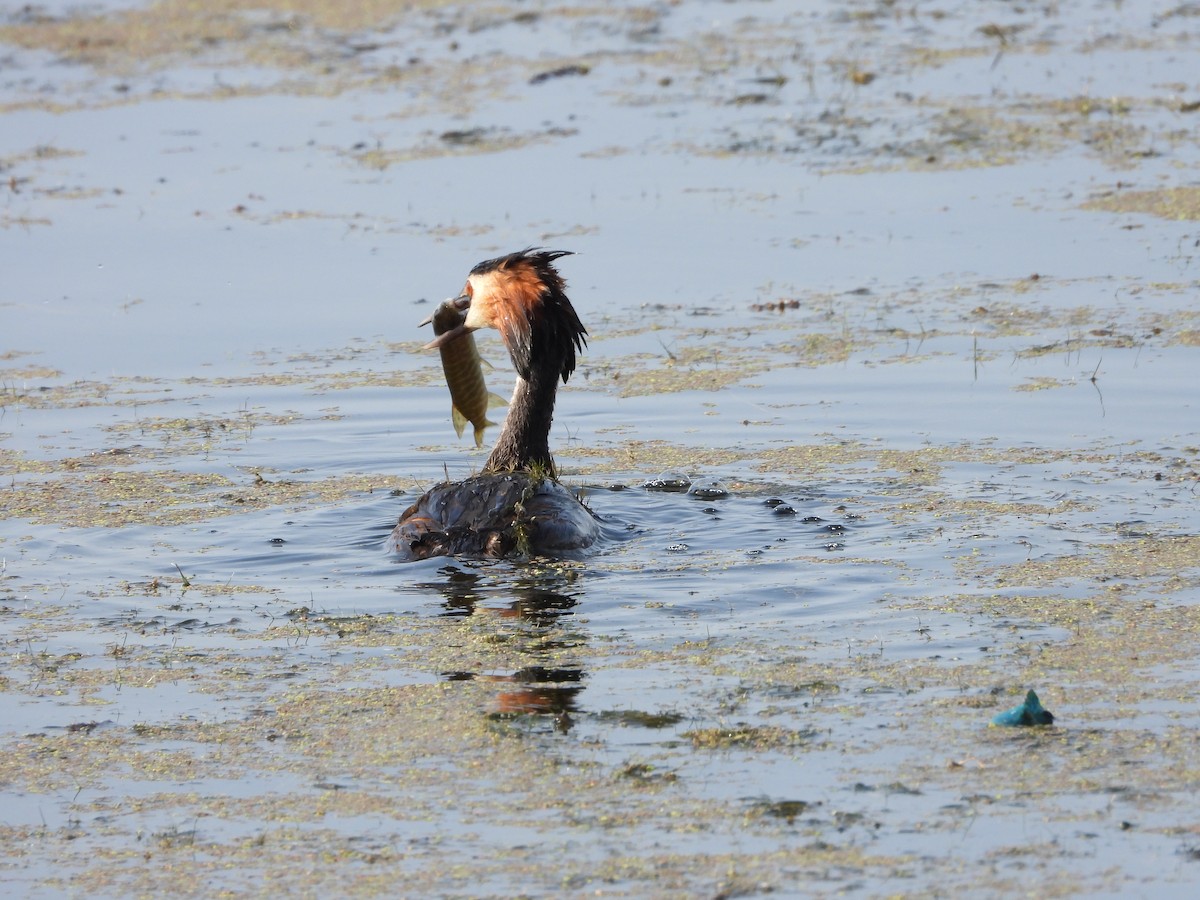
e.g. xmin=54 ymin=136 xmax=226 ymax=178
xmin=914 ymin=314 xmax=928 ymax=355
xmin=1089 ymin=356 xmax=1105 ymax=417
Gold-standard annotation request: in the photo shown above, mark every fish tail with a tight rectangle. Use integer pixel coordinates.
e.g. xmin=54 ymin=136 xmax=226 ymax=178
xmin=472 ymin=417 xmax=496 ymax=448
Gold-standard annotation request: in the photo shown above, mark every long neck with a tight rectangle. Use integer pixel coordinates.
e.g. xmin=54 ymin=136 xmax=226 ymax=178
xmin=483 ymin=364 xmax=560 ymax=478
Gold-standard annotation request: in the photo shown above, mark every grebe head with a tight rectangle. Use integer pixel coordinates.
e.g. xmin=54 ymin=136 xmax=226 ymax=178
xmin=428 ymin=248 xmax=587 ymax=382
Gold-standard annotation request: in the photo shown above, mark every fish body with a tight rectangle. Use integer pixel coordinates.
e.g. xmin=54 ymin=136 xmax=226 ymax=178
xmin=423 ymin=298 xmax=506 ymax=447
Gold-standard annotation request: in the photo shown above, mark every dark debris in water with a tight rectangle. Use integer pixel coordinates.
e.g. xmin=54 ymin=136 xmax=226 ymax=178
xmin=529 ymin=63 xmax=589 ymax=85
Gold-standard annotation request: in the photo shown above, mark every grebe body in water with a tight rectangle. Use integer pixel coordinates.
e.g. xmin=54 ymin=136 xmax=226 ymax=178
xmin=390 ymin=249 xmax=599 ymax=560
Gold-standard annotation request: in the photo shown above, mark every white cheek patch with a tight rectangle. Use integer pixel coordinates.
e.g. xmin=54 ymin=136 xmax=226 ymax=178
xmin=464 ymin=304 xmax=488 ymax=330
xmin=463 ymin=270 xmax=502 ymax=330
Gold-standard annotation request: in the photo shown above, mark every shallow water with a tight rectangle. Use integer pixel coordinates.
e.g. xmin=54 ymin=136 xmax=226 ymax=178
xmin=3 ymin=0 xmax=1200 ymax=896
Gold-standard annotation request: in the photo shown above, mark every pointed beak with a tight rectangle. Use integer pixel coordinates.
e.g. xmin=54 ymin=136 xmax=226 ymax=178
xmin=423 ymin=322 xmax=477 ymax=350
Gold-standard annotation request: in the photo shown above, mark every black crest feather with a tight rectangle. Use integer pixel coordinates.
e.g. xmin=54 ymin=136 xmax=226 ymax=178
xmin=474 ymin=247 xmax=586 ymax=382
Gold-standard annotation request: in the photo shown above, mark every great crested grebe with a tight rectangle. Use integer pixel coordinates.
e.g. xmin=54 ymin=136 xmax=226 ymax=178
xmin=389 ymin=249 xmax=599 ymax=560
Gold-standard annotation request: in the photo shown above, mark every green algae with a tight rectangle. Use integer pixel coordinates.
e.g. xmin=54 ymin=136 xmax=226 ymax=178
xmin=684 ymin=724 xmax=820 ymax=751
xmin=1085 ymin=185 xmax=1200 ymax=221
xmin=0 ymin=464 xmax=404 ymax=528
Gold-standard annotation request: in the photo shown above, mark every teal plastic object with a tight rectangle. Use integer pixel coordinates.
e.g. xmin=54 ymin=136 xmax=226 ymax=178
xmin=992 ymin=690 xmax=1055 ymax=727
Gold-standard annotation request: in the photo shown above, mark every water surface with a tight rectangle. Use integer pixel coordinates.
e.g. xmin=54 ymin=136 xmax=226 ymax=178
xmin=3 ymin=1 xmax=1200 ymax=896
